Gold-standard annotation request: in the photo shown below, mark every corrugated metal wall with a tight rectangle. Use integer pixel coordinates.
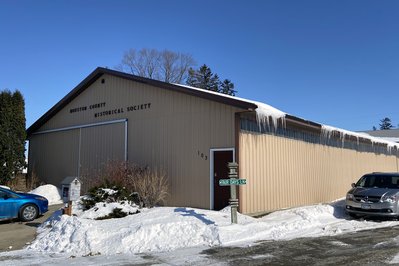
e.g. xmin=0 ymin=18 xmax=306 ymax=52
xmin=239 ymin=131 xmax=399 ymax=215
xmin=79 ymin=122 xmax=126 ymax=179
xmin=29 ymin=122 xmax=125 ymax=187
xmin=29 ymin=74 xmax=242 ymax=209
xmin=29 ymin=129 xmax=80 ymax=185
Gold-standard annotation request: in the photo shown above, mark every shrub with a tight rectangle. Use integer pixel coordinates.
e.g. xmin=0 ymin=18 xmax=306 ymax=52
xmin=95 ymin=207 xmax=139 ymax=220
xmin=80 ymin=186 xmax=133 ymax=210
xmin=81 ymin=160 xmax=169 ymax=208
xmin=132 ymin=167 xmax=168 ymax=208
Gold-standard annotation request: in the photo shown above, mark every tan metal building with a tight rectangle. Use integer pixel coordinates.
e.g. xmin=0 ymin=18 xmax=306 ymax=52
xmin=27 ymin=68 xmax=399 ymax=215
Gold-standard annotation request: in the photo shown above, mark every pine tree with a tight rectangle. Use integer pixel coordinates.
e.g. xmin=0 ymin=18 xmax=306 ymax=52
xmin=186 ymin=64 xmax=237 ymax=95
xmin=220 ymin=79 xmax=236 ymax=96
xmin=11 ymin=91 xmax=26 ymax=172
xmin=0 ymin=90 xmax=26 ymax=184
xmin=187 ymin=64 xmax=220 ymax=91
xmin=379 ymin=117 xmax=394 ymax=130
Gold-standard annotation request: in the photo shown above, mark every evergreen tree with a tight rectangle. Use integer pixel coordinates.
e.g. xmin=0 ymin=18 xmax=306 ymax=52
xmin=11 ymin=91 xmax=26 ymax=172
xmin=220 ymin=79 xmax=236 ymax=96
xmin=0 ymin=90 xmax=26 ymax=184
xmin=379 ymin=117 xmax=394 ymax=130
xmin=187 ymin=64 xmax=219 ymax=91
xmin=186 ymin=64 xmax=237 ymax=95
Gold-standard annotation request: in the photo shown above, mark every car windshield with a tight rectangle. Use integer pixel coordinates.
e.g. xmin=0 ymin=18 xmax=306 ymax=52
xmin=356 ymin=175 xmax=399 ymax=189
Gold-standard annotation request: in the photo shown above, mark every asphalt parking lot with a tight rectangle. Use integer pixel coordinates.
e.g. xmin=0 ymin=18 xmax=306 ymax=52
xmin=0 ymin=204 xmax=62 ymax=252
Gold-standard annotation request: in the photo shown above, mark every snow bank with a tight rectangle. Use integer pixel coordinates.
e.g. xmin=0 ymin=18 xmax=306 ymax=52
xmin=28 ymin=207 xmax=221 ymax=255
xmin=27 ymin=200 xmax=399 ymax=256
xmin=29 ymin=184 xmax=63 ymax=205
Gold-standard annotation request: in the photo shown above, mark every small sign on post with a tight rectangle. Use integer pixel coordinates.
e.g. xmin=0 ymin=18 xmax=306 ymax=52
xmin=222 ymin=162 xmax=246 ymax=224
xmin=219 ymin=179 xmax=247 ymax=186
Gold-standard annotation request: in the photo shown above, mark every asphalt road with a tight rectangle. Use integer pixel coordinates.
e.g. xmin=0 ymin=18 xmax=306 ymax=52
xmin=200 ymin=225 xmax=399 ymax=265
xmin=0 ymin=204 xmax=62 ymax=252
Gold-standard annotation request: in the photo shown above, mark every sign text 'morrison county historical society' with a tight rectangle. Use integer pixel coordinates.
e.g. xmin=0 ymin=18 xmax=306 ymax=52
xmin=69 ymin=102 xmax=152 ymax=118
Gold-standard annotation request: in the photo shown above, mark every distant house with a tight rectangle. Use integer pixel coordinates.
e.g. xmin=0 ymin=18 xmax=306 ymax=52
xmin=362 ymin=129 xmax=399 ymax=143
xmin=26 ymin=68 xmax=399 ymax=215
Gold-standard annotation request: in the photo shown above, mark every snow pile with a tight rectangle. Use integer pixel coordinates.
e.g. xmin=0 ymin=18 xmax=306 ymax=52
xmin=29 ymin=184 xmax=63 ymax=205
xmin=28 ymin=207 xmax=222 ymax=255
xmin=27 ymin=200 xmax=399 ymax=256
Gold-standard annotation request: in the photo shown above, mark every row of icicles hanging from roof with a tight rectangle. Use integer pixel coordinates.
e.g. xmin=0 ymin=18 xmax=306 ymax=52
xmin=253 ymin=103 xmax=399 ymax=154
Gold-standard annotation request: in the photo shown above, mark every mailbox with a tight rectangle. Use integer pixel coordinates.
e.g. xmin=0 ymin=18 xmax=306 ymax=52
xmin=61 ymin=177 xmax=82 ymax=203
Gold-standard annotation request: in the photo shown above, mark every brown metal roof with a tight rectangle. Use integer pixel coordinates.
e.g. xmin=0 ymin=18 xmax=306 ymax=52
xmin=26 ymin=67 xmax=258 ymax=136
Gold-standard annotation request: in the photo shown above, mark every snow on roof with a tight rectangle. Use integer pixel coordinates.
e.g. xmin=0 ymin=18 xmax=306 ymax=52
xmin=381 ymin=137 xmax=399 ymax=143
xmin=322 ymin=125 xmax=399 ymax=151
xmin=362 ymin=128 xmax=399 ymax=138
xmin=175 ymin=83 xmax=399 ymax=151
xmin=175 ymin=84 xmax=286 ymax=128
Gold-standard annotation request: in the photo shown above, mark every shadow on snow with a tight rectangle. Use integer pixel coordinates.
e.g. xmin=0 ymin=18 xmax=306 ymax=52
xmin=174 ymin=207 xmax=215 ymax=225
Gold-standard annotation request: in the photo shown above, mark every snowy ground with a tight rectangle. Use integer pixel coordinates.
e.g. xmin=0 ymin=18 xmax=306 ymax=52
xmin=2 ymin=185 xmax=399 ymax=264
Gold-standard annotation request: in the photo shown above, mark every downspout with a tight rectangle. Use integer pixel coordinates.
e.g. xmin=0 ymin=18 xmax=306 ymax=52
xmin=78 ymin=128 xmax=82 ymax=177
xmin=124 ymin=120 xmax=128 ymax=161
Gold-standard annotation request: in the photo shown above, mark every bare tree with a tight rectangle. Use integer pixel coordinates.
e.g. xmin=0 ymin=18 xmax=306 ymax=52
xmin=119 ymin=48 xmax=160 ymax=79
xmin=117 ymin=48 xmax=195 ymax=84
xmin=160 ymin=50 xmax=195 ymax=83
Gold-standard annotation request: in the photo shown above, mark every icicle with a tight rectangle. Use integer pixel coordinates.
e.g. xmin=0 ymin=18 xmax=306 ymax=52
xmin=322 ymin=125 xmax=399 ymax=153
xmin=253 ymin=101 xmax=286 ymax=131
xmin=174 ymin=82 xmax=399 ymax=153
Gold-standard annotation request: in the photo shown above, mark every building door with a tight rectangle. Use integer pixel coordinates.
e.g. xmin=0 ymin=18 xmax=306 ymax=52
xmin=28 ymin=119 xmax=127 ymax=188
xmin=212 ymin=150 xmax=234 ymax=210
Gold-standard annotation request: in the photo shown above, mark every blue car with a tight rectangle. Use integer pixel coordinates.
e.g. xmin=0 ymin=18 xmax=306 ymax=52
xmin=0 ymin=187 xmax=48 ymax=222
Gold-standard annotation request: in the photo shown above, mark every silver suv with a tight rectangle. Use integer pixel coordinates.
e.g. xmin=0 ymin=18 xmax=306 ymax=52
xmin=346 ymin=172 xmax=399 ymax=218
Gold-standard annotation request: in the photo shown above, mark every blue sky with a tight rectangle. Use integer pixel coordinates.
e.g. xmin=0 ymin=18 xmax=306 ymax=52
xmin=0 ymin=0 xmax=398 ymax=131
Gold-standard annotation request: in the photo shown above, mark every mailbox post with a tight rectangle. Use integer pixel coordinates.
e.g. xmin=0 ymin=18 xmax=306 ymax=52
xmin=61 ymin=177 xmax=82 ymax=216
